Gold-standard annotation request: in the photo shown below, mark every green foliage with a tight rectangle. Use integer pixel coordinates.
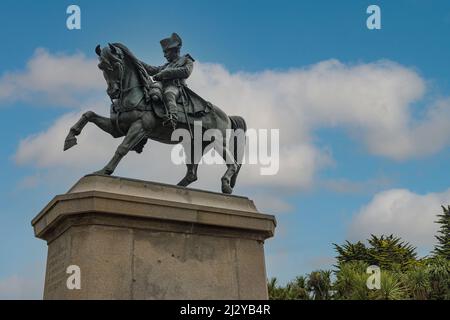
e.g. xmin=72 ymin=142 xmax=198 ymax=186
xmin=333 ymin=241 xmax=370 ymax=267
xmin=287 ymin=276 xmax=310 ymax=300
xmin=367 ymin=235 xmax=417 ymax=271
xmin=433 ymin=205 xmax=450 ymax=260
xmin=426 ymin=256 xmax=450 ymax=300
xmin=403 ymin=265 xmax=431 ymax=300
xmin=334 ymin=235 xmax=417 ymax=272
xmin=267 ymin=271 xmax=334 ymax=300
xmin=267 ymin=277 xmax=288 ymax=300
xmin=307 ymin=270 xmax=332 ymax=300
xmin=268 ymin=204 xmax=450 ymax=300
xmin=374 ymin=270 xmax=408 ymax=300
xmin=267 ymin=276 xmax=311 ymax=300
xmin=333 ymin=261 xmax=371 ymax=300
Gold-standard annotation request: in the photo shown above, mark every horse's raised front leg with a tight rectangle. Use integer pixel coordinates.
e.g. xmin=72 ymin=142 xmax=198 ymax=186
xmin=64 ymin=111 xmax=119 ymax=151
xmin=94 ymin=120 xmax=147 ymax=175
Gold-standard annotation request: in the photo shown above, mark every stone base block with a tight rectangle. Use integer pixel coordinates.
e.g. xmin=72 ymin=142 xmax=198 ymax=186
xmin=31 ymin=174 xmax=276 ymax=300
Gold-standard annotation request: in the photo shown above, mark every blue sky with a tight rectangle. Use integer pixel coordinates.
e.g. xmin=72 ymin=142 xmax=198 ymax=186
xmin=1 ymin=0 xmax=450 ymax=298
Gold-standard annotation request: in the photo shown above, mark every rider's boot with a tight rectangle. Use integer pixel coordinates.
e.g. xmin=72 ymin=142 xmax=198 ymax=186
xmin=163 ymin=91 xmax=178 ymax=130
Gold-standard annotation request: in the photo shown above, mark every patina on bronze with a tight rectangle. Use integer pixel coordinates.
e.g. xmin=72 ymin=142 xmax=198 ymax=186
xmin=63 ymin=33 xmax=247 ymax=194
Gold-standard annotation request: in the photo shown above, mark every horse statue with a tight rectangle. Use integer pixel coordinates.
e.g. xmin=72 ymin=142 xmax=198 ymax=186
xmin=63 ymin=43 xmax=247 ymax=194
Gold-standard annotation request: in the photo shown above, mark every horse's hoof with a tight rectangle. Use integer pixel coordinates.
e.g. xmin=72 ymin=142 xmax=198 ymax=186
xmin=177 ymin=174 xmax=197 ymax=187
xmin=63 ymin=135 xmax=77 ymax=151
xmin=230 ymin=165 xmax=241 ymax=188
xmin=221 ymin=178 xmax=233 ymax=194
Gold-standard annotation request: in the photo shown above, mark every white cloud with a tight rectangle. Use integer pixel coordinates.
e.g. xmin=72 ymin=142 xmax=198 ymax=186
xmin=15 ymin=110 xmax=116 ymax=169
xmin=349 ymin=188 xmax=450 ymax=248
xmin=8 ymin=49 xmax=450 ymax=192
xmin=190 ymin=60 xmax=450 ymax=160
xmin=0 ymin=48 xmax=104 ymax=107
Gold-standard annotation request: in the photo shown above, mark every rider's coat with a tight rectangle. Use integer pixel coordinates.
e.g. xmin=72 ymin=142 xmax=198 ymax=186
xmin=141 ymin=54 xmax=195 ymax=87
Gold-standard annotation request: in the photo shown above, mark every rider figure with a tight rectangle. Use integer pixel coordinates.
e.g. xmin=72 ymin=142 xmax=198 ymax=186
xmin=140 ymin=33 xmax=194 ymax=129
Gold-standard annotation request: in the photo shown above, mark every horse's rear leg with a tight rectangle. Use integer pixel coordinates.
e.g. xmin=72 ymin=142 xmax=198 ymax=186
xmin=64 ymin=111 xmax=119 ymax=151
xmin=177 ymin=163 xmax=198 ymax=187
xmin=215 ymin=141 xmax=238 ymax=194
xmin=230 ymin=164 xmax=241 ymax=189
xmin=94 ymin=120 xmax=146 ymax=175
xmin=229 ymin=132 xmax=245 ymax=188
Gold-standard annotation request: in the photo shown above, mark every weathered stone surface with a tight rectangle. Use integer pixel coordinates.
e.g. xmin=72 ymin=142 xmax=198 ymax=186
xmin=32 ymin=174 xmax=276 ymax=300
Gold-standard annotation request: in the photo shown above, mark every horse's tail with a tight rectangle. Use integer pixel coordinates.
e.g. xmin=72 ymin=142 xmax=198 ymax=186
xmin=229 ymin=116 xmax=247 ymax=188
xmin=230 ymin=115 xmax=247 ymax=134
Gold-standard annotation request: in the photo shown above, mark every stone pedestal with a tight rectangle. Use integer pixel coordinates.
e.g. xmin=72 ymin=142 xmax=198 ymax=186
xmin=31 ymin=174 xmax=276 ymax=300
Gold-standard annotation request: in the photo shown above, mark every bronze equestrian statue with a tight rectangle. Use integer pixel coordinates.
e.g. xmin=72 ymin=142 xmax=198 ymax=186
xmin=63 ymin=33 xmax=247 ymax=194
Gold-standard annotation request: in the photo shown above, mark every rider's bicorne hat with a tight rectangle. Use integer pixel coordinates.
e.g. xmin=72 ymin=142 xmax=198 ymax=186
xmin=160 ymin=33 xmax=182 ymax=51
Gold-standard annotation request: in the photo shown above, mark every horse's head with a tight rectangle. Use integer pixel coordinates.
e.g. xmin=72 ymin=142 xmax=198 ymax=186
xmin=95 ymin=43 xmax=125 ymax=100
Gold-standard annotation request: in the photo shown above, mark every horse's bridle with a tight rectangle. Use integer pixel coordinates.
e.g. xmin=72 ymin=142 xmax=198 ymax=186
xmin=109 ymin=58 xmax=146 ymax=136
xmin=108 ymin=55 xmax=148 ymax=110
